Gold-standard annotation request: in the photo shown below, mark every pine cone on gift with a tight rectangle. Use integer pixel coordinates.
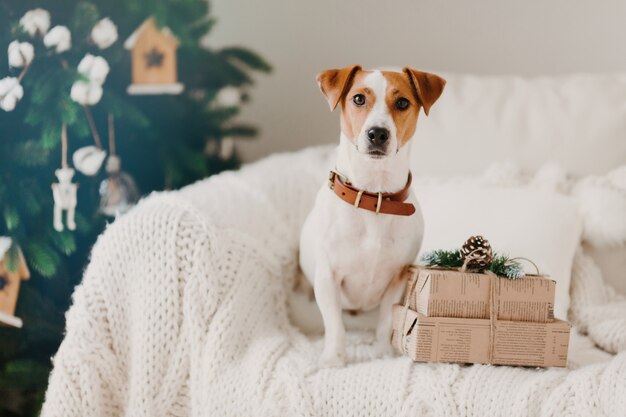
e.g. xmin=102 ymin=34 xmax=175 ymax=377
xmin=460 ymin=235 xmax=494 ymax=269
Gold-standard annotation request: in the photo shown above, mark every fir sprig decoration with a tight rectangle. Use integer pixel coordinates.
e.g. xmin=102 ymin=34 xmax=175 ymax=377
xmin=419 ymin=249 xmax=463 ymax=269
xmin=489 ymin=254 xmax=526 ymax=279
xmin=419 ymin=249 xmax=527 ymax=279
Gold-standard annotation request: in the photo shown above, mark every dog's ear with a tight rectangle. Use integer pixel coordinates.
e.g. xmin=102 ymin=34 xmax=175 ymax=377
xmin=402 ymin=68 xmax=446 ymax=116
xmin=316 ymin=65 xmax=362 ymax=111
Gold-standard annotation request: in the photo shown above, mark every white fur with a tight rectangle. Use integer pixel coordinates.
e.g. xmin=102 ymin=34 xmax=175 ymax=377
xmin=299 ymin=71 xmax=423 ymax=367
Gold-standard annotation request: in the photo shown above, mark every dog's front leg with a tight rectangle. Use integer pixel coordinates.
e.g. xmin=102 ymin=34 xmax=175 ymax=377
xmin=375 ymin=271 xmax=406 ymax=351
xmin=314 ymin=261 xmax=346 ymax=367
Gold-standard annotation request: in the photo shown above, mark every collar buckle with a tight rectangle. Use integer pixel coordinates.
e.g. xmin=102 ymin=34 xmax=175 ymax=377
xmin=328 ymin=170 xmax=350 ymax=190
xmin=328 ymin=171 xmax=337 ymax=190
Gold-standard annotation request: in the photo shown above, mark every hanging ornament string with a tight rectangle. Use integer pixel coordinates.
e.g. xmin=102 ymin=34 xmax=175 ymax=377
xmin=99 ymin=113 xmax=139 ymax=216
xmin=104 ymin=113 xmax=119 ymax=199
xmin=17 ymin=62 xmax=31 ymax=83
xmin=61 ymin=123 xmax=68 ymax=168
xmin=108 ymin=112 xmax=116 ymax=156
xmin=83 ymin=106 xmax=103 ymax=149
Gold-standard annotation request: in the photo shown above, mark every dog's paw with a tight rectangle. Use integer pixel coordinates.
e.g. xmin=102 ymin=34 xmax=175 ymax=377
xmin=319 ymin=349 xmax=346 ymax=368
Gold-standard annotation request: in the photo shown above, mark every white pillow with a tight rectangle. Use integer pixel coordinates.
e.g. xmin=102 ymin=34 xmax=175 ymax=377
xmin=411 ymin=73 xmax=626 ymax=177
xmin=414 ymin=185 xmax=583 ymax=320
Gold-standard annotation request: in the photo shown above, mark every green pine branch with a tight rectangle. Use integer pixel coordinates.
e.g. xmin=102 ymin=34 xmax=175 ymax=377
xmin=420 ymin=249 xmax=527 ymax=279
xmin=0 ymin=1 xmax=271 ymax=413
xmin=4 ymin=242 xmax=21 ymax=273
xmin=419 ymin=249 xmax=463 ymax=268
xmin=219 ymin=47 xmax=273 ymax=72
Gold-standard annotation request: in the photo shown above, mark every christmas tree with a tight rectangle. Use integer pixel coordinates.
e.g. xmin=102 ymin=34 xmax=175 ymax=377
xmin=0 ymin=1 xmax=270 ymax=414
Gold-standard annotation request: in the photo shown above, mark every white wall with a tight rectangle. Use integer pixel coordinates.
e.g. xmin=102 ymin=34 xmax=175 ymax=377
xmin=205 ymin=0 xmax=626 ymax=162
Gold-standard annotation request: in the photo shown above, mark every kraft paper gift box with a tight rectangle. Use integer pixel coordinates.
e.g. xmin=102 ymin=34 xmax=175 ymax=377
xmin=391 ymin=305 xmax=571 ymax=368
xmin=406 ymin=266 xmax=556 ymax=322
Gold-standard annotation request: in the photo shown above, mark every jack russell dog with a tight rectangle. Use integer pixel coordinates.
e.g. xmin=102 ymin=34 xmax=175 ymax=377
xmin=299 ymin=65 xmax=446 ymax=367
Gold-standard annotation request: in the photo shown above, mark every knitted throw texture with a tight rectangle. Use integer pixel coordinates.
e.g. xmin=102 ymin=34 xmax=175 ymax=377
xmin=41 ymin=147 xmax=626 ymax=417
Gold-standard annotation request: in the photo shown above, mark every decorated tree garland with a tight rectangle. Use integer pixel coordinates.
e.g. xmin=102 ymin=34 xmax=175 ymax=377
xmin=420 ymin=235 xmax=528 ymax=279
xmin=0 ymin=2 xmax=271 ymax=414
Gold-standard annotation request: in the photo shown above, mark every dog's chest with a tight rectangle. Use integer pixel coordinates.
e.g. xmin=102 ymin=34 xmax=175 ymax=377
xmin=322 ymin=191 xmax=421 ymax=310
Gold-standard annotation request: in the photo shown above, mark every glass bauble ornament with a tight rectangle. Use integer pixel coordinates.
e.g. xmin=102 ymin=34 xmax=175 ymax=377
xmin=99 ymin=155 xmax=139 ymax=216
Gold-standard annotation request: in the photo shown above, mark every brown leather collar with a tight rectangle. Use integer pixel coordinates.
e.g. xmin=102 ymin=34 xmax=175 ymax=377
xmin=328 ymin=170 xmax=416 ymax=216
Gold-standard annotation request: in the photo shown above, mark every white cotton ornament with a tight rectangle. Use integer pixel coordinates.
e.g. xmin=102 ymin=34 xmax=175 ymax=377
xmin=0 ymin=237 xmax=12 ymax=260
xmin=90 ymin=18 xmax=118 ymax=49
xmin=19 ymin=8 xmax=51 ymax=37
xmin=0 ymin=77 xmax=24 ymax=112
xmin=77 ymin=54 xmax=110 ymax=84
xmin=216 ymin=86 xmax=241 ymax=107
xmin=70 ymin=80 xmax=103 ymax=106
xmin=7 ymin=41 xmax=34 ymax=68
xmin=72 ymin=146 xmax=107 ymax=176
xmin=43 ymin=26 xmax=71 ymax=53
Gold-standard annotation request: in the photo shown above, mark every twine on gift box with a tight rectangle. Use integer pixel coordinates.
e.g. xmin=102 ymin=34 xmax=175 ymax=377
xmin=398 ymin=267 xmax=500 ymax=363
xmin=398 ymin=267 xmax=503 ymax=364
xmin=460 ymin=248 xmax=484 ymax=272
xmin=487 ymin=258 xmax=542 ymax=363
xmin=486 ymin=271 xmax=499 ymax=364
xmin=509 ymin=257 xmax=541 ymax=275
xmin=398 ymin=265 xmax=420 ymax=355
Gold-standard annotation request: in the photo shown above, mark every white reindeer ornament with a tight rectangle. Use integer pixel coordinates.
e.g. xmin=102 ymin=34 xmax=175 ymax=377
xmin=51 ymin=124 xmax=78 ymax=232
xmin=52 ymin=167 xmax=77 ymax=231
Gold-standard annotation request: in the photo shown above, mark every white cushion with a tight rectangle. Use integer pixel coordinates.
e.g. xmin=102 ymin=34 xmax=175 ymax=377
xmin=411 ymin=73 xmax=626 ymax=177
xmin=414 ymin=185 xmax=583 ymax=320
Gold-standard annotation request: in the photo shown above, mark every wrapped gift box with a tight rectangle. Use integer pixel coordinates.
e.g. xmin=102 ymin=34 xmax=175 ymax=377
xmin=391 ymin=305 xmax=570 ymax=367
xmin=407 ymin=267 xmax=556 ymax=322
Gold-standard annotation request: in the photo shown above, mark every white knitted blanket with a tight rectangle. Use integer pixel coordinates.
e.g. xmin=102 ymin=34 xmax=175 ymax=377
xmin=42 ymin=147 xmax=626 ymax=417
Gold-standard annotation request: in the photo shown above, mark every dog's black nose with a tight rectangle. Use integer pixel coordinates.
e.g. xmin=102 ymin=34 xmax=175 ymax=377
xmin=367 ymin=127 xmax=389 ymax=146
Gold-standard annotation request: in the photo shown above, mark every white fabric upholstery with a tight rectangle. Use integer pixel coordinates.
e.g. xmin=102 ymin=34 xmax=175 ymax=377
xmin=410 ymin=73 xmax=626 ymax=177
xmin=42 ymin=147 xmax=626 ymax=417
xmin=410 ymin=72 xmax=626 ymax=294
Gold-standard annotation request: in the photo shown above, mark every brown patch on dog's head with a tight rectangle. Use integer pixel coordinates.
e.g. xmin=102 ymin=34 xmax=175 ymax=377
xmin=381 ymin=71 xmax=422 ymax=146
xmin=317 ymin=66 xmax=446 ymax=154
xmin=339 ymin=70 xmax=375 ymax=144
xmin=316 ymin=65 xmax=362 ymax=111
xmin=402 ymin=68 xmax=446 ymax=116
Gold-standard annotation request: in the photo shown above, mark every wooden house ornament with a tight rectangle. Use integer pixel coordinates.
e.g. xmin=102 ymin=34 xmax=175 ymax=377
xmin=0 ymin=244 xmax=30 ymax=328
xmin=124 ymin=17 xmax=184 ymax=95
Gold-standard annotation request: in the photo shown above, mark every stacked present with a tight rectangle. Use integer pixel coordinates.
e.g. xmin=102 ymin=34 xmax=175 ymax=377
xmin=392 ymin=237 xmax=571 ymax=368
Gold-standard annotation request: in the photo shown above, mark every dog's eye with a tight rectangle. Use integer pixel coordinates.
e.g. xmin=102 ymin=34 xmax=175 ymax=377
xmin=352 ymin=94 xmax=366 ymax=107
xmin=396 ymin=98 xmax=410 ymax=110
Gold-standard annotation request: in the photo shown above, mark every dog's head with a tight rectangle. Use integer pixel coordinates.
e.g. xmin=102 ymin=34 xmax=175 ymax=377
xmin=317 ymin=65 xmax=446 ymax=159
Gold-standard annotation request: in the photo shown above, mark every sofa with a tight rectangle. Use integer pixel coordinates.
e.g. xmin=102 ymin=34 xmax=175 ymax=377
xmin=41 ymin=73 xmax=626 ymax=416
